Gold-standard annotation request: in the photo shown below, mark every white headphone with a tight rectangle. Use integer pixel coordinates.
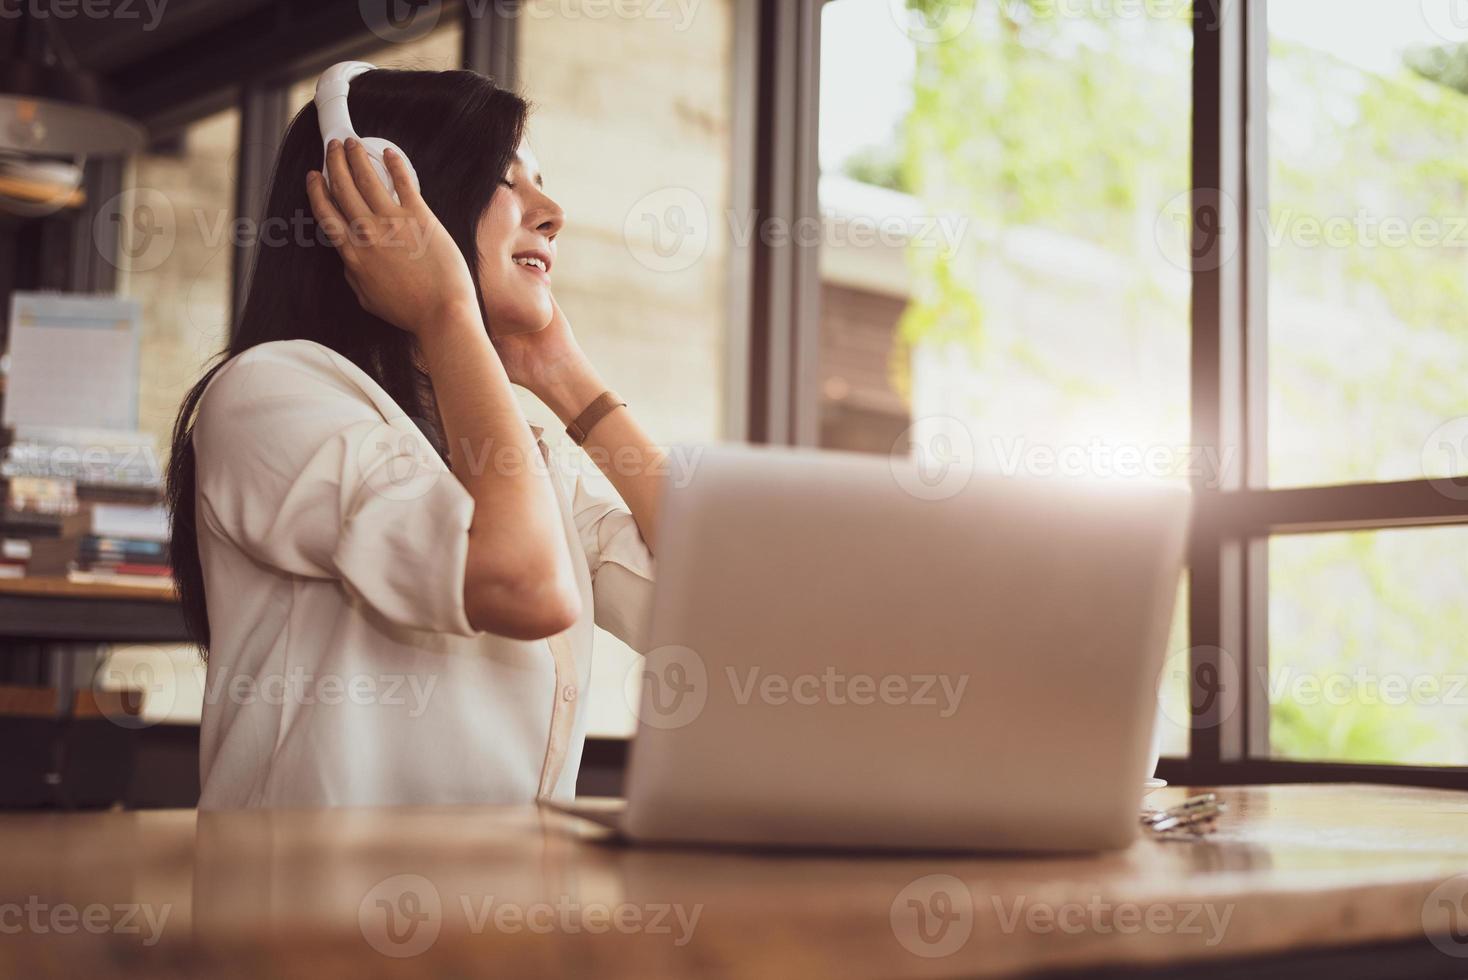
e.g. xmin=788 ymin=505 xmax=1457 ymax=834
xmin=314 ymin=61 xmax=421 ymax=205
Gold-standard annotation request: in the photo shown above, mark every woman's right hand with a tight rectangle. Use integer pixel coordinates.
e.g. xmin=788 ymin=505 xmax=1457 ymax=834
xmin=305 ymin=138 xmax=480 ymax=339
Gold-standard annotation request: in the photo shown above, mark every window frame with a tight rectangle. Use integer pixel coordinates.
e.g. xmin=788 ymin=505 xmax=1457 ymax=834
xmin=1177 ymin=0 xmax=1468 ymax=787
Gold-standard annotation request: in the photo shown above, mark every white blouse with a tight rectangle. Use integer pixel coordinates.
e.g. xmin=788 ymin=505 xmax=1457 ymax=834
xmin=191 ymin=338 xmax=656 ymax=809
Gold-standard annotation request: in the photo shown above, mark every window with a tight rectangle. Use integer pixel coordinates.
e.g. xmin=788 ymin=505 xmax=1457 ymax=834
xmin=1269 ymin=526 xmax=1468 ymax=765
xmin=1249 ymin=1 xmax=1468 ymax=771
xmin=817 ymin=0 xmax=1195 ymax=755
xmin=1267 ymin=1 xmax=1468 ymax=488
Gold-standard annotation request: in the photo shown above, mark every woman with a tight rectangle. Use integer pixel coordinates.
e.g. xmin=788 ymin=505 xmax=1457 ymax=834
xmin=165 ymin=68 xmax=663 ymax=808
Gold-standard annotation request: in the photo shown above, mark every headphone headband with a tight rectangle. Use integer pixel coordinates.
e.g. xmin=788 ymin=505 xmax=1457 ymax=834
xmin=315 ymin=61 xmax=374 ymax=147
xmin=313 ymin=61 xmax=420 ymax=203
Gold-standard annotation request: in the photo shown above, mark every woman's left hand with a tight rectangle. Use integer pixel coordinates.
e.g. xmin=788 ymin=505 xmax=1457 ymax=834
xmin=491 ymin=294 xmax=589 ymax=397
xmin=493 ymin=295 xmax=611 ymax=427
xmin=496 ymin=293 xmax=664 ymax=555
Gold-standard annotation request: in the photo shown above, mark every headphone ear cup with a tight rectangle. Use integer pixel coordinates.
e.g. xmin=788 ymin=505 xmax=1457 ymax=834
xmin=358 ymin=137 xmax=419 ymax=205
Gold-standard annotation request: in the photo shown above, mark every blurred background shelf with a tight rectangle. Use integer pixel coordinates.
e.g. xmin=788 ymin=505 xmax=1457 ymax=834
xmin=0 ymin=578 xmax=193 ymax=809
xmin=0 ymin=575 xmax=185 ymax=642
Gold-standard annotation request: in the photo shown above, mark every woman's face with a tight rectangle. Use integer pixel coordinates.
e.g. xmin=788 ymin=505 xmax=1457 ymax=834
xmin=476 ymin=140 xmax=565 ymax=337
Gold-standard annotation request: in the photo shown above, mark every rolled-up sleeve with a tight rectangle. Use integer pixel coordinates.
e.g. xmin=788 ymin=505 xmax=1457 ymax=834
xmin=192 ymin=343 xmax=481 ymax=638
xmin=567 ymin=470 xmax=657 ymax=653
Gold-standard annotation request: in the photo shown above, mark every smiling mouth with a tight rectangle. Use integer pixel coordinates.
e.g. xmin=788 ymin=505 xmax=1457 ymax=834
xmin=511 ymin=252 xmax=552 ymax=282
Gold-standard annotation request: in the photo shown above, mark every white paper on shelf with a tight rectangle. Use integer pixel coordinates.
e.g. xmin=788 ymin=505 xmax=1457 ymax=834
xmin=2 ymin=292 xmax=142 ymax=431
xmin=91 ymin=502 xmax=169 ymax=542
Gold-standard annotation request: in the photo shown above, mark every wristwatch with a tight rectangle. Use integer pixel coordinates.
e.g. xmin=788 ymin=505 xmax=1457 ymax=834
xmin=565 ymin=390 xmax=627 ymax=446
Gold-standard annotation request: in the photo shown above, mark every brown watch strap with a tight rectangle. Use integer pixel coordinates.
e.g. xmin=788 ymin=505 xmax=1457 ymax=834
xmin=566 ymin=390 xmax=626 ymax=446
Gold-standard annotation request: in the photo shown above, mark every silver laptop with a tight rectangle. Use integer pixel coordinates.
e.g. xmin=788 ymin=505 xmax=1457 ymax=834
xmin=543 ymin=442 xmax=1190 ymax=852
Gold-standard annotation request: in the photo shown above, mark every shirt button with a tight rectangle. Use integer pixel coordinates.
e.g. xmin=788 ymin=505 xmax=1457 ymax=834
xmin=562 ymin=685 xmax=577 ymax=703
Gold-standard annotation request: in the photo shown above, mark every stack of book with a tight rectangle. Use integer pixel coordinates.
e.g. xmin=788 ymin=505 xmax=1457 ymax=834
xmin=0 ymin=426 xmax=173 ymax=590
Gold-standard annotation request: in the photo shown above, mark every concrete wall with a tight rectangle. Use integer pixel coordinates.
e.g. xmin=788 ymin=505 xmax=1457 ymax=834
xmin=122 ymin=110 xmax=238 ymax=458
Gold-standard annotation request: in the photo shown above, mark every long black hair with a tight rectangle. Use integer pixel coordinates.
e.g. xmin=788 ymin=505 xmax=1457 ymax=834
xmin=166 ymin=68 xmax=530 ymax=657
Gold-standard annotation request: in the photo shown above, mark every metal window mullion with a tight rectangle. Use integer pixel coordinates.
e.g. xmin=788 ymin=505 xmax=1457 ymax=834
xmin=231 ymin=81 xmax=291 ymax=334
xmin=462 ymin=0 xmax=519 ymax=88
xmin=724 ymin=0 xmax=760 ymax=444
xmin=1242 ymin=0 xmax=1272 ymax=761
xmin=745 ymin=0 xmax=823 ymax=447
xmin=1211 ymin=480 xmax=1468 ymax=533
xmin=788 ymin=0 xmax=823 ymax=448
xmin=1189 ymin=0 xmax=1249 ymax=766
xmin=753 ymin=0 xmax=797 ymax=445
xmin=67 ymin=157 xmax=124 ymax=294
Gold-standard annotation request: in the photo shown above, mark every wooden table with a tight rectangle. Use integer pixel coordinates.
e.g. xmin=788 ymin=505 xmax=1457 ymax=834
xmin=3 ymin=784 xmax=1468 ymax=978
